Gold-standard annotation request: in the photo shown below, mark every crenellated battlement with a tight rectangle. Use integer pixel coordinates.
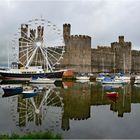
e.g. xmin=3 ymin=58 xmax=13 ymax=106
xmin=21 ymin=24 xmax=28 ymax=29
xmin=97 ymin=45 xmax=112 ymax=50
xmin=21 ymin=24 xmax=28 ymax=38
xmin=132 ymin=50 xmax=140 ymax=56
xmin=62 ymin=23 xmax=140 ymax=73
xmin=119 ymin=36 xmax=124 ymax=43
xmin=63 ymin=23 xmax=71 ymax=27
xmin=111 ymin=36 xmax=131 ymax=47
xmin=70 ymin=35 xmax=91 ymax=40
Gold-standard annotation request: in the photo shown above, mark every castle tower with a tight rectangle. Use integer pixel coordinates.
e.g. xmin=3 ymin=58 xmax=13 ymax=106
xmin=37 ymin=25 xmax=44 ymax=41
xmin=21 ymin=24 xmax=28 ymax=39
xmin=19 ymin=24 xmax=28 ymax=47
xmin=63 ymin=24 xmax=71 ymax=44
xmin=119 ymin=36 xmax=124 ymax=44
xmin=19 ymin=24 xmax=29 ymax=65
xmin=111 ymin=36 xmax=132 ymax=73
xmin=30 ymin=29 xmax=36 ymax=40
xmin=60 ymin=24 xmax=91 ymax=73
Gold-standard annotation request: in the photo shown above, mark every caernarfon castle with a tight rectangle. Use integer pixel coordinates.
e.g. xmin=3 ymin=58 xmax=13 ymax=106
xmin=60 ymin=23 xmax=140 ymax=73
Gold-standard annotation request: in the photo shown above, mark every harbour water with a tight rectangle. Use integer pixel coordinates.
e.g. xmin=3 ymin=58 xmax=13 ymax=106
xmin=0 ymin=81 xmax=140 ymax=139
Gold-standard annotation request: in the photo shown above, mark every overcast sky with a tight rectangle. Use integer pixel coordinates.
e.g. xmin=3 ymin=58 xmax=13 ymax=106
xmin=0 ymin=0 xmax=140 ymax=64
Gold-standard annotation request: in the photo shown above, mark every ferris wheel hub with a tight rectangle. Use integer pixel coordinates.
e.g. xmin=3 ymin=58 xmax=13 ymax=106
xmin=36 ymin=41 xmax=41 ymax=47
xmin=35 ymin=109 xmax=40 ymax=114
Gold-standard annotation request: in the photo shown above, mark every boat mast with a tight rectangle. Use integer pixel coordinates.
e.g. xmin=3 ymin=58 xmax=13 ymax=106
xmin=7 ymin=45 xmax=10 ymax=69
xmin=102 ymin=58 xmax=104 ymax=73
xmin=113 ymin=52 xmax=115 ymax=74
xmin=26 ymin=47 xmax=29 ymax=64
xmin=8 ymin=50 xmax=9 ymax=68
xmin=123 ymin=53 xmax=125 ymax=74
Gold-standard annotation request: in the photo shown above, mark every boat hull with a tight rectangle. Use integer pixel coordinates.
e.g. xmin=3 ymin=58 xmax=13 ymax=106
xmin=106 ymin=92 xmax=119 ymax=98
xmin=22 ymin=92 xmax=38 ymax=98
xmin=76 ymin=76 xmax=90 ymax=80
xmin=0 ymin=71 xmax=64 ymax=81
xmin=102 ymin=81 xmax=124 ymax=84
xmin=30 ymin=79 xmax=55 ymax=84
xmin=2 ymin=93 xmax=19 ymax=97
xmin=3 ymin=87 xmax=23 ymax=94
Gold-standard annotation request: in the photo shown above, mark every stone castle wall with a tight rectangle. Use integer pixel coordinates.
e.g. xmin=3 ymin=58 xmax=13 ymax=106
xmin=91 ymin=46 xmax=114 ymax=73
xmin=60 ymin=24 xmax=91 ymax=73
xmin=18 ymin=23 xmax=140 ymax=73
xmin=91 ymin=36 xmax=132 ymax=73
xmin=111 ymin=36 xmax=132 ymax=73
xmin=60 ymin=24 xmax=140 ymax=73
xmin=131 ymin=50 xmax=140 ymax=72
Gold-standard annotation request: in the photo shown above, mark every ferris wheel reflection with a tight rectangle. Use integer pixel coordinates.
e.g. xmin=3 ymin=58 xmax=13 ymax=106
xmin=9 ymin=84 xmax=64 ymax=133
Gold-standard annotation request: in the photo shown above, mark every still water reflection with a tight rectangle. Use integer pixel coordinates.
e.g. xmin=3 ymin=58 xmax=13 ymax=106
xmin=0 ymin=81 xmax=140 ymax=139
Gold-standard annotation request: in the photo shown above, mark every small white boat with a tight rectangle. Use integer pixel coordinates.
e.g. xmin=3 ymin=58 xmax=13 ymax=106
xmin=76 ymin=79 xmax=90 ymax=83
xmin=135 ymin=75 xmax=140 ymax=80
xmin=0 ymin=84 xmax=22 ymax=88
xmin=76 ymin=76 xmax=90 ymax=80
xmin=22 ymin=89 xmax=37 ymax=94
xmin=134 ymin=84 xmax=140 ymax=87
xmin=96 ymin=73 xmax=106 ymax=81
xmin=22 ymin=88 xmax=38 ymax=98
xmin=102 ymin=80 xmax=124 ymax=84
xmin=96 ymin=77 xmax=105 ymax=81
xmin=134 ymin=79 xmax=140 ymax=84
xmin=115 ymin=76 xmax=130 ymax=82
xmin=102 ymin=77 xmax=125 ymax=84
xmin=30 ymin=78 xmax=55 ymax=84
xmin=102 ymin=83 xmax=123 ymax=88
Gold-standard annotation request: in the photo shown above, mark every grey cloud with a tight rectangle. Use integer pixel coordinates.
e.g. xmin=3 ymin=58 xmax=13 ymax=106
xmin=0 ymin=0 xmax=140 ymax=64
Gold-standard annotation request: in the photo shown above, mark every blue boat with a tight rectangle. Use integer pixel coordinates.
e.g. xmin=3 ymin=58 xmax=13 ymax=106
xmin=2 ymin=85 xmax=23 ymax=94
xmin=2 ymin=92 xmax=19 ymax=98
xmin=103 ymin=86 xmax=113 ymax=91
xmin=96 ymin=73 xmax=106 ymax=81
xmin=102 ymin=76 xmax=124 ymax=84
xmin=22 ymin=88 xmax=38 ymax=99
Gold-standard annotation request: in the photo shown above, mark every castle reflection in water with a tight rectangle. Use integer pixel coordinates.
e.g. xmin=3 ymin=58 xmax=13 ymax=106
xmin=9 ymin=81 xmax=140 ymax=132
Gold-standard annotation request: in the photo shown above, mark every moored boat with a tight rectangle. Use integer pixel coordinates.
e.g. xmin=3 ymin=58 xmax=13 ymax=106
xmin=30 ymin=77 xmax=55 ymax=84
xmin=0 ymin=66 xmax=64 ymax=81
xmin=106 ymin=92 xmax=119 ymax=98
xmin=76 ymin=76 xmax=90 ymax=80
xmin=1 ymin=85 xmax=23 ymax=94
xmin=96 ymin=74 xmax=106 ymax=81
xmin=102 ymin=77 xmax=125 ymax=84
xmin=134 ymin=79 xmax=140 ymax=84
xmin=102 ymin=83 xmax=123 ymax=89
xmin=135 ymin=75 xmax=140 ymax=80
xmin=76 ymin=75 xmax=90 ymax=83
xmin=22 ymin=87 xmax=38 ymax=98
xmin=76 ymin=79 xmax=90 ymax=83
xmin=106 ymin=92 xmax=119 ymax=102
xmin=115 ymin=75 xmax=130 ymax=82
xmin=2 ymin=92 xmax=19 ymax=98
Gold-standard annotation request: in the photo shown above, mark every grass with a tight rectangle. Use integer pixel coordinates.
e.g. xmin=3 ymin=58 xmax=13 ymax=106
xmin=0 ymin=131 xmax=62 ymax=139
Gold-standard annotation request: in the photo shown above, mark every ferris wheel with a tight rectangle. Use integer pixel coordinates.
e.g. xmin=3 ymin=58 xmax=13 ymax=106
xmin=11 ymin=18 xmax=65 ymax=71
xmin=10 ymin=86 xmax=64 ymax=133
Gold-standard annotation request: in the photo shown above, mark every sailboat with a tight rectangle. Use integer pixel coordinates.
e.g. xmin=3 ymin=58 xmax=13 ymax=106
xmin=96 ymin=58 xmax=107 ymax=81
xmin=115 ymin=54 xmax=130 ymax=82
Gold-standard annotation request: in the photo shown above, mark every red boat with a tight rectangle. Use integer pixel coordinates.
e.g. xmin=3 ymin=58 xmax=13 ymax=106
xmin=106 ymin=92 xmax=119 ymax=97
xmin=106 ymin=92 xmax=119 ymax=102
